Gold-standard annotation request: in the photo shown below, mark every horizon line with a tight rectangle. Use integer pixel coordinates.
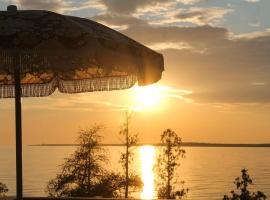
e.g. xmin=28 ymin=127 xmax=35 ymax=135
xmin=28 ymin=142 xmax=270 ymax=147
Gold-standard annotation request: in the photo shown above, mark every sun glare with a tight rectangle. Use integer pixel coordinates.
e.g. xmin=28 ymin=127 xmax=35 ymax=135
xmin=128 ymin=84 xmax=192 ymax=111
xmin=132 ymin=85 xmax=163 ymax=110
xmin=140 ymin=146 xmax=156 ymax=199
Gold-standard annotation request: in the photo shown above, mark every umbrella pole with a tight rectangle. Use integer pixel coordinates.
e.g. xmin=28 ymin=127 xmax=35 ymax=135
xmin=14 ymin=53 xmax=23 ymax=200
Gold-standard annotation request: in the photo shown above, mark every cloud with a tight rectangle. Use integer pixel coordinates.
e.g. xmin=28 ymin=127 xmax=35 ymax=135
xmin=93 ymin=1 xmax=230 ymax=28
xmin=17 ymin=94 xmax=129 ymax=112
xmin=16 ymin=0 xmax=64 ymax=12
xmin=98 ymin=0 xmax=206 ymax=15
xmin=176 ymin=0 xmax=207 ymax=5
xmin=99 ymin=0 xmax=175 ymax=14
xmin=244 ymin=0 xmax=260 ymax=2
xmin=233 ymin=28 xmax=270 ymax=39
xmin=15 ymin=0 xmax=206 ymax=17
xmin=147 ymin=42 xmax=193 ymax=51
xmin=251 ymin=82 xmax=266 ymax=86
xmin=122 ymin=25 xmax=228 ymax=50
xmin=92 ymin=13 xmax=147 ymax=30
xmin=117 ymin=23 xmax=270 ymax=104
xmin=249 ymin=21 xmax=261 ymax=27
xmin=93 ymin=13 xmax=229 ymax=52
xmin=15 ymin=0 xmax=105 ymax=13
xmin=174 ymin=7 xmax=233 ymax=25
xmin=187 ymin=85 xmax=270 ymax=103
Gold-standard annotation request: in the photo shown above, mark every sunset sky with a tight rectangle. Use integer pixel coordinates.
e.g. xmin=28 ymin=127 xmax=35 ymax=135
xmin=1 ymin=0 xmax=270 ymax=145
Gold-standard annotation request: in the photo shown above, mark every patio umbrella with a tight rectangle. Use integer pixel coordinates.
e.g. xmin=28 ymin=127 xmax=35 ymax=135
xmin=0 ymin=5 xmax=164 ymax=200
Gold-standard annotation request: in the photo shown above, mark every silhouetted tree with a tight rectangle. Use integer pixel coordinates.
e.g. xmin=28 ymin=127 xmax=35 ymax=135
xmin=46 ymin=125 xmax=132 ymax=197
xmin=156 ymin=129 xmax=188 ymax=199
xmin=119 ymin=112 xmax=142 ymax=198
xmin=0 ymin=182 xmax=8 ymax=197
xmin=223 ymin=169 xmax=267 ymax=200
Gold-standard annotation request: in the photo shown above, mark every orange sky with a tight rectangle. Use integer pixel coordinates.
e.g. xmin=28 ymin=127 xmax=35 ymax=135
xmin=1 ymin=87 xmax=270 ymax=145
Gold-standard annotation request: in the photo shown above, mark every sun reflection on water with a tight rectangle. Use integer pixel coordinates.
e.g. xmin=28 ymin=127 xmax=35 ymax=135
xmin=140 ymin=146 xmax=156 ymax=199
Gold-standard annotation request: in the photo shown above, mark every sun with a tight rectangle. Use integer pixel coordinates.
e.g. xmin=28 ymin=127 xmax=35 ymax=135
xmin=129 ymin=84 xmax=192 ymax=111
xmin=132 ymin=85 xmax=163 ymax=110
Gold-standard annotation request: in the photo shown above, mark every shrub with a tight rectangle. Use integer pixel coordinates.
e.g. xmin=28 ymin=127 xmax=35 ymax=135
xmin=223 ymin=169 xmax=267 ymax=200
xmin=0 ymin=182 xmax=8 ymax=197
xmin=119 ymin=112 xmax=142 ymax=198
xmin=155 ymin=129 xmax=188 ymax=199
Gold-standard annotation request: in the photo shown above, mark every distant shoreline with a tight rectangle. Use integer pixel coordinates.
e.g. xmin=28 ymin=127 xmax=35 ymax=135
xmin=29 ymin=142 xmax=270 ymax=147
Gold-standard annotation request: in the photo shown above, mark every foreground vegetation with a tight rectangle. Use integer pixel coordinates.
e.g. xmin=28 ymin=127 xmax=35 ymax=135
xmin=46 ymin=125 xmax=142 ymax=197
xmin=119 ymin=112 xmax=140 ymax=198
xmin=155 ymin=129 xmax=188 ymax=199
xmin=223 ymin=169 xmax=267 ymax=200
xmin=0 ymin=182 xmax=8 ymax=197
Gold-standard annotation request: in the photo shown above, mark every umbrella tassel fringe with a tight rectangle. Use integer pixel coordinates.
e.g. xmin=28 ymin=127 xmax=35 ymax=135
xmin=0 ymin=75 xmax=137 ymax=98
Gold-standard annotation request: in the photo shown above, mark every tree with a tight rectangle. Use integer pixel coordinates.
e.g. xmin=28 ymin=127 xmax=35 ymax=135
xmin=47 ymin=125 xmax=123 ymax=197
xmin=119 ymin=112 xmax=142 ymax=198
xmin=156 ymin=129 xmax=188 ymax=199
xmin=0 ymin=182 xmax=8 ymax=197
xmin=223 ymin=169 xmax=267 ymax=200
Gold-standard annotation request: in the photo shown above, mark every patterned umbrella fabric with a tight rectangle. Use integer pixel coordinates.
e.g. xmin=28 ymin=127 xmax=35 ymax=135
xmin=0 ymin=5 xmax=164 ymax=97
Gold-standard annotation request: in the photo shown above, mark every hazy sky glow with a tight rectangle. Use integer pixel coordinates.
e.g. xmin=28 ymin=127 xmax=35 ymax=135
xmin=1 ymin=0 xmax=270 ymax=145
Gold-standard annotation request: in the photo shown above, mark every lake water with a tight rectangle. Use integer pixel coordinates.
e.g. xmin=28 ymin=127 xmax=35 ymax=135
xmin=0 ymin=146 xmax=270 ymax=200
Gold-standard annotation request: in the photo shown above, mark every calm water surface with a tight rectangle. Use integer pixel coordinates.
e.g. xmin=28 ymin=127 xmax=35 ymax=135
xmin=0 ymin=146 xmax=270 ymax=200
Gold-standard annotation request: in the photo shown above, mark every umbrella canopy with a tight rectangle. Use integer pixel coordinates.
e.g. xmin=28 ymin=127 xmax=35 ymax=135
xmin=0 ymin=5 xmax=164 ymax=98
xmin=0 ymin=5 xmax=164 ymax=200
